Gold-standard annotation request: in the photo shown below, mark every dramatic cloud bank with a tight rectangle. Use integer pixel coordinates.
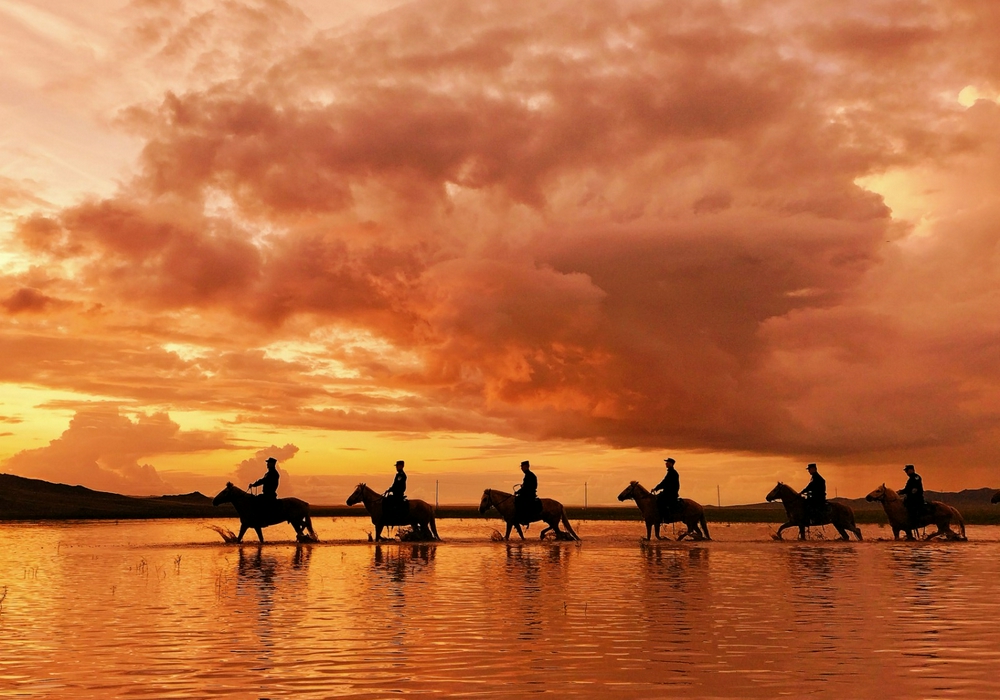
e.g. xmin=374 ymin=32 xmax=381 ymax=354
xmin=3 ymin=0 xmax=1000 ymax=496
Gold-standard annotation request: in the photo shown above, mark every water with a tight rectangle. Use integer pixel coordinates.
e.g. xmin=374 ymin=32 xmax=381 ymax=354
xmin=2 ymin=518 xmax=999 ymax=698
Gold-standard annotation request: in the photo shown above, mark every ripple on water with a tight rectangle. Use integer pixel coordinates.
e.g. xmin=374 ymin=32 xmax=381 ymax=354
xmin=1 ymin=521 xmax=1000 ymax=698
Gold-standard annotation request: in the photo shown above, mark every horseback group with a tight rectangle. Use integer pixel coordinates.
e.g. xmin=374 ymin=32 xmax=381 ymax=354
xmin=769 ymin=462 xmax=965 ymax=541
xmin=212 ymin=454 xmax=967 ymax=545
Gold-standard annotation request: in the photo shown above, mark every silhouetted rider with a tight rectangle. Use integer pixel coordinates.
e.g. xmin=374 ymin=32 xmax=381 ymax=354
xmin=250 ymin=457 xmax=280 ymax=500
xmin=385 ymin=460 xmax=408 ymax=519
xmin=651 ymin=458 xmax=680 ymax=516
xmin=515 ymin=460 xmax=538 ymax=522
xmin=898 ymin=464 xmax=925 ymax=526
xmin=799 ymin=463 xmax=826 ymax=525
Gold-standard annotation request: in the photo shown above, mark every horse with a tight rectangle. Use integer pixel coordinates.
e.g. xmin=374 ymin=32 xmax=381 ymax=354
xmin=617 ymin=481 xmax=710 ymax=541
xmin=765 ymin=482 xmax=863 ymax=541
xmin=346 ymin=483 xmax=440 ymax=542
xmin=992 ymin=491 xmax=1000 ymax=504
xmin=212 ymin=482 xmax=318 ymax=543
xmin=865 ymin=484 xmax=966 ymax=541
xmin=479 ymin=488 xmax=580 ymax=541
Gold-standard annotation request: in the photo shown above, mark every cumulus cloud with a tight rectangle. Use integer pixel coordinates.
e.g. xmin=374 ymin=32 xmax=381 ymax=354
xmin=4 ymin=0 xmax=1000 ymax=488
xmin=2 ymin=405 xmax=236 ymax=494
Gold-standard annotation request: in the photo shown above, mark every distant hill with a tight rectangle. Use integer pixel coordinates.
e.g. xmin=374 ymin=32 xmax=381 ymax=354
xmin=0 ymin=473 xmax=233 ymax=520
xmin=1 ymin=473 xmax=998 ymax=523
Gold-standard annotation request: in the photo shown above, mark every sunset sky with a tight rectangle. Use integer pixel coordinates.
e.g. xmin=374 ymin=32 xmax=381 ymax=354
xmin=2 ymin=0 xmax=999 ymax=506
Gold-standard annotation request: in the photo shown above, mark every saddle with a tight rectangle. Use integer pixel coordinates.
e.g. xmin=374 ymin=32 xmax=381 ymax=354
xmin=384 ymin=496 xmax=410 ymax=523
xmin=516 ymin=496 xmax=542 ymax=524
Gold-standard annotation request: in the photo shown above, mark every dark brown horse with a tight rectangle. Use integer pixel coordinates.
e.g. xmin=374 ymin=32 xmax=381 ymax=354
xmin=865 ymin=484 xmax=966 ymax=541
xmin=479 ymin=488 xmax=580 ymax=541
xmin=212 ymin=482 xmax=318 ymax=543
xmin=347 ymin=483 xmax=440 ymax=542
xmin=765 ymin=482 xmax=862 ymax=541
xmin=617 ymin=481 xmax=710 ymax=541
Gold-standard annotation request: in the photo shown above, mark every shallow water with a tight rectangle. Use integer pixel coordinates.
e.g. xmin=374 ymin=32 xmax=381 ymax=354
xmin=2 ymin=518 xmax=999 ymax=698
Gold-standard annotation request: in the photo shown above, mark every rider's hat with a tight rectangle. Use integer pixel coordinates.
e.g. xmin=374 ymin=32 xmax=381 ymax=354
xmin=665 ymin=457 xmax=675 ymax=466
xmin=903 ymin=464 xmax=915 ymax=472
xmin=265 ymin=457 xmax=277 ymax=467
xmin=395 ymin=460 xmax=405 ymax=468
xmin=806 ymin=462 xmax=817 ymax=470
xmin=520 ymin=460 xmax=530 ymax=468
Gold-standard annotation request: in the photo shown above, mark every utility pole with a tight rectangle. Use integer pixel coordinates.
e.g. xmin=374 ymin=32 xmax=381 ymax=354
xmin=436 ymin=480 xmax=439 ymax=508
xmin=584 ymin=481 xmax=588 ymax=509
xmin=717 ymin=485 xmax=721 ymax=507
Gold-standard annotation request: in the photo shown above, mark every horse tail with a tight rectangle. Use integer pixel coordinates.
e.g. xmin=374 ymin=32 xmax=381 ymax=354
xmin=700 ymin=512 xmax=711 ymax=540
xmin=954 ymin=507 xmax=967 ymax=540
xmin=428 ymin=511 xmax=441 ymax=541
xmin=561 ymin=509 xmax=580 ymax=541
xmin=304 ymin=514 xmax=318 ymax=541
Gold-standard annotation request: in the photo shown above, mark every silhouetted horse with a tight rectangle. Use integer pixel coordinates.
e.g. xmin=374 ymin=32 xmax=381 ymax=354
xmin=865 ymin=484 xmax=966 ymax=541
xmin=617 ymin=481 xmax=710 ymax=541
xmin=347 ymin=483 xmax=440 ymax=542
xmin=479 ymin=488 xmax=580 ymax=541
xmin=212 ymin=482 xmax=318 ymax=543
xmin=765 ymin=482 xmax=862 ymax=541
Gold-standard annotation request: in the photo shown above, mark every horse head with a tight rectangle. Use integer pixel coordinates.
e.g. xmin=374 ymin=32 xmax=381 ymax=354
xmin=617 ymin=481 xmax=639 ymax=502
xmin=346 ymin=483 xmax=366 ymax=506
xmin=479 ymin=489 xmax=493 ymax=514
xmin=765 ymin=482 xmax=785 ymax=502
xmin=866 ymin=484 xmax=888 ymax=502
xmin=212 ymin=482 xmax=235 ymax=506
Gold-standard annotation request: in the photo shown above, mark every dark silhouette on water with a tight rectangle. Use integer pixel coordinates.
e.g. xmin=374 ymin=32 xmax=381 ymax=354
xmin=799 ymin=463 xmax=828 ymax=525
xmin=212 ymin=482 xmax=318 ymax=543
xmin=865 ymin=483 xmax=966 ymax=540
xmin=383 ymin=460 xmax=409 ymax=521
xmin=479 ymin=488 xmax=580 ymax=541
xmin=346 ymin=483 xmax=440 ymax=541
xmin=766 ymin=482 xmax=863 ymax=541
xmin=650 ymin=458 xmax=680 ymax=519
xmin=898 ymin=464 xmax=927 ymax=527
xmin=617 ymin=481 xmax=710 ymax=541
xmin=249 ymin=457 xmax=280 ymax=501
xmin=514 ymin=460 xmax=541 ymax=524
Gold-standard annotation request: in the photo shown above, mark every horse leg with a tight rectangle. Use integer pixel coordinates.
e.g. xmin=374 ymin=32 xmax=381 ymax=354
xmin=539 ymin=523 xmax=554 ymax=540
xmin=514 ymin=523 xmax=526 ymax=540
xmin=504 ymin=522 xmax=514 ymax=541
xmin=561 ymin=514 xmax=580 ymax=541
xmin=254 ymin=527 xmax=264 ymax=542
xmin=773 ymin=522 xmax=794 ymax=541
xmin=835 ymin=525 xmax=849 ymax=541
xmin=305 ymin=515 xmax=317 ymax=540
xmin=236 ymin=524 xmax=248 ymax=543
xmin=429 ymin=518 xmax=440 ymax=541
xmin=375 ymin=525 xmax=385 ymax=542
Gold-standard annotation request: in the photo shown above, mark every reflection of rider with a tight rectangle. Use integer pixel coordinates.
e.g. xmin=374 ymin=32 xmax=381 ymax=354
xmin=898 ymin=464 xmax=925 ymax=526
xmin=799 ymin=463 xmax=826 ymax=524
xmin=250 ymin=457 xmax=279 ymax=500
xmin=515 ymin=460 xmax=538 ymax=522
xmin=385 ymin=460 xmax=407 ymax=519
xmin=651 ymin=458 xmax=680 ymax=516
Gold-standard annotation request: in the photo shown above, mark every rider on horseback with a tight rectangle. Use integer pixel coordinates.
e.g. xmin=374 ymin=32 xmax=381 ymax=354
xmin=250 ymin=457 xmax=280 ymax=501
xmin=514 ymin=460 xmax=539 ymax=524
xmin=898 ymin=464 xmax=925 ymax=527
xmin=651 ymin=458 xmax=680 ymax=517
xmin=799 ymin=463 xmax=826 ymax=525
xmin=384 ymin=460 xmax=408 ymax=520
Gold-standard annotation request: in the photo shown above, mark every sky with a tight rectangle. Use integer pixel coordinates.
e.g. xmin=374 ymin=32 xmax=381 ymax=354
xmin=2 ymin=0 xmax=1000 ymax=506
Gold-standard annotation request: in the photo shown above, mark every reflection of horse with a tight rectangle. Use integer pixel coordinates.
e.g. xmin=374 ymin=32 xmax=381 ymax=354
xmin=479 ymin=489 xmax=580 ymax=541
xmin=765 ymin=482 xmax=862 ymax=541
xmin=347 ymin=484 xmax=440 ymax=542
xmin=212 ymin=483 xmax=318 ymax=543
xmin=865 ymin=484 xmax=966 ymax=541
xmin=617 ymin=481 xmax=710 ymax=541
